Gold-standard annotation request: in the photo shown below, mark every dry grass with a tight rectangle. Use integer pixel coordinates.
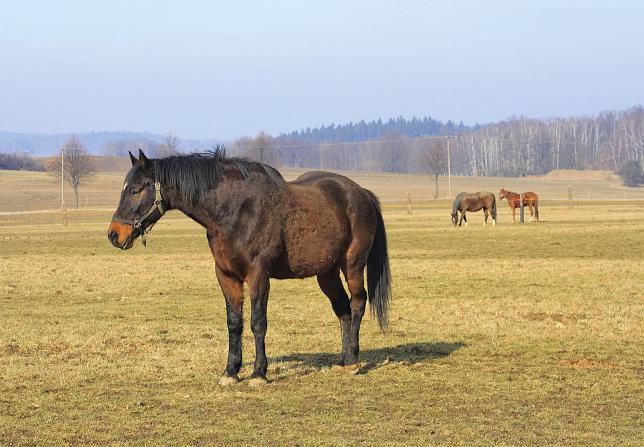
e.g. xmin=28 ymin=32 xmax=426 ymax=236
xmin=0 ymin=170 xmax=643 ymax=446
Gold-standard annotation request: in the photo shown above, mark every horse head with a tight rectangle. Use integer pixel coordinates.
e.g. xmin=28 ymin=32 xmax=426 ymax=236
xmin=108 ymin=149 xmax=165 ymax=249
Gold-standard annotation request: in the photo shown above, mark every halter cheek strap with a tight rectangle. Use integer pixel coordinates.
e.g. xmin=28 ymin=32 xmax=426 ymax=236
xmin=112 ymin=181 xmax=165 ymax=246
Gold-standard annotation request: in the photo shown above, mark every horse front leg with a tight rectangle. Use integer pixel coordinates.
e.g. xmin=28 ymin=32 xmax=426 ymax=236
xmin=248 ymin=269 xmax=270 ymax=386
xmin=215 ymin=265 xmax=244 ymax=386
xmin=512 ymin=206 xmax=516 ymax=223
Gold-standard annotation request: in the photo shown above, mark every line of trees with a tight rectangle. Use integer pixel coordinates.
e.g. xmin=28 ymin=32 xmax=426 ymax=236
xmin=0 ymin=152 xmax=44 ymax=171
xmin=230 ymin=106 xmax=644 ymax=181
xmin=280 ymin=115 xmax=470 ymax=143
xmin=450 ymin=106 xmax=644 ymax=177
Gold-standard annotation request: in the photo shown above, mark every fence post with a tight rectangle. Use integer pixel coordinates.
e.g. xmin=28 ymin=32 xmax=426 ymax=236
xmin=406 ymin=191 xmax=412 ymax=215
xmin=519 ymin=193 xmax=525 ymax=223
xmin=568 ymin=185 xmax=573 ymax=210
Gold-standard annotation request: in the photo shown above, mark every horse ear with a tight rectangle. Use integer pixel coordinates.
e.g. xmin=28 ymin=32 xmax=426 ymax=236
xmin=129 ymin=151 xmax=137 ymax=166
xmin=138 ymin=149 xmax=150 ymax=169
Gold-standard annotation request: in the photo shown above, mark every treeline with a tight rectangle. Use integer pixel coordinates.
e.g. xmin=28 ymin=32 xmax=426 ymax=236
xmin=232 ymin=106 xmax=644 ymax=177
xmin=0 ymin=152 xmax=44 ymax=171
xmin=280 ymin=115 xmax=471 ymax=143
xmin=450 ymin=106 xmax=644 ymax=176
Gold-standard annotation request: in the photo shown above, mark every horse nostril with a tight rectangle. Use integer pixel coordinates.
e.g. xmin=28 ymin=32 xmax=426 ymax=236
xmin=108 ymin=231 xmax=119 ymax=245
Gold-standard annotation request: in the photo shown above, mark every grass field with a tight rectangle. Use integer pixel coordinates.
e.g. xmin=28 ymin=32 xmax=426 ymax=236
xmin=1 ymin=169 xmax=643 ymax=446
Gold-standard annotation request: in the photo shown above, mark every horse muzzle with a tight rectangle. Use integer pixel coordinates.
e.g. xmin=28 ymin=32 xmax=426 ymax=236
xmin=108 ymin=221 xmax=136 ymax=250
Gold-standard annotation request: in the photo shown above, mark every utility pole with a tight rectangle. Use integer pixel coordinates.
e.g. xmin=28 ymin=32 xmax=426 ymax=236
xmin=447 ymin=136 xmax=452 ymax=198
xmin=61 ymin=147 xmax=65 ymax=210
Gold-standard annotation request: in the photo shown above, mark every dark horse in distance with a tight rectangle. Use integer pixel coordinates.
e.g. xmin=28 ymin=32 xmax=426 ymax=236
xmin=499 ymin=188 xmax=539 ymax=222
xmin=451 ymin=191 xmax=497 ymax=227
xmin=108 ymin=149 xmax=391 ymax=386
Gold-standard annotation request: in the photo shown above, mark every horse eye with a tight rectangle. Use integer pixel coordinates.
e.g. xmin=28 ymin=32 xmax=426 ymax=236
xmin=131 ymin=186 xmax=143 ymax=195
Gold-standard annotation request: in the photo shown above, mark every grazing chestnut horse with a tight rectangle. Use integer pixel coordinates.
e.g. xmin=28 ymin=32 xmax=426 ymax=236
xmin=451 ymin=191 xmax=497 ymax=227
xmin=108 ymin=149 xmax=391 ymax=386
xmin=499 ymin=188 xmax=539 ymax=222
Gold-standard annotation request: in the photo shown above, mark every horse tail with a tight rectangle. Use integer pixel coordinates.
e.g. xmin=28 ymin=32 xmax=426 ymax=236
xmin=364 ymin=189 xmax=392 ymax=331
xmin=534 ymin=195 xmax=539 ymax=221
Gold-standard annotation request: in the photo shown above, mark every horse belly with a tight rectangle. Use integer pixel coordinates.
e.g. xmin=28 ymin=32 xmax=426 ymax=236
xmin=276 ymin=211 xmax=346 ymax=279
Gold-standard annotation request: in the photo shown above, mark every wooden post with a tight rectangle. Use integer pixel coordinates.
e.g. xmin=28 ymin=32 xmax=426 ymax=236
xmin=519 ymin=193 xmax=525 ymax=223
xmin=568 ymin=185 xmax=573 ymax=210
xmin=406 ymin=191 xmax=412 ymax=215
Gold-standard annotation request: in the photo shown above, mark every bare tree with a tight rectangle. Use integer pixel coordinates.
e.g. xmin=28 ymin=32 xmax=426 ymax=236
xmin=47 ymin=136 xmax=96 ymax=209
xmin=153 ymin=132 xmax=180 ymax=158
xmin=419 ymin=139 xmax=447 ymax=199
xmin=244 ymin=131 xmax=277 ymax=165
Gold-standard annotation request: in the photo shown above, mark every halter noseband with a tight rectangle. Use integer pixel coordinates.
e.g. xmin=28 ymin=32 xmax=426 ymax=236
xmin=112 ymin=181 xmax=165 ymax=246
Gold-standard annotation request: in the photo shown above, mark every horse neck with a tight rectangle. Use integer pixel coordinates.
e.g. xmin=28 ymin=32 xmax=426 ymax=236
xmin=452 ymin=197 xmax=462 ymax=213
xmin=165 ymin=175 xmax=279 ymax=231
xmin=159 ymin=185 xmax=212 ymax=228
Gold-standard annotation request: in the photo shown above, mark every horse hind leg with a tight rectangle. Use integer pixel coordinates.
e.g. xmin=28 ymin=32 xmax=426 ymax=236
xmin=528 ymin=203 xmax=534 ymax=222
xmin=483 ymin=209 xmax=489 ymax=226
xmin=343 ymin=264 xmax=367 ymax=373
xmin=339 ymin=239 xmax=371 ymax=373
xmin=317 ymin=268 xmax=352 ymax=366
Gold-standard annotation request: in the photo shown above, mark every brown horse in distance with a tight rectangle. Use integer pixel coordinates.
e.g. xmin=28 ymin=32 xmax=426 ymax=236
xmin=108 ymin=149 xmax=392 ymax=386
xmin=451 ymin=191 xmax=497 ymax=227
xmin=499 ymin=188 xmax=539 ymax=222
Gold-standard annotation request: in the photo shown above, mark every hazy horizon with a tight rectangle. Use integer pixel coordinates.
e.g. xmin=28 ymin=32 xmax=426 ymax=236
xmin=2 ymin=0 xmax=643 ymax=140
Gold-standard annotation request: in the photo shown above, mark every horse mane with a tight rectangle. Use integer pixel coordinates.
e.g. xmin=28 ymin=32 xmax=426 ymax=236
xmin=153 ymin=147 xmax=284 ymax=204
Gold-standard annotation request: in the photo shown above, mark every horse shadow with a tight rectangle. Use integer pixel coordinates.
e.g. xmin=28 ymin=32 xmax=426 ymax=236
xmin=270 ymin=341 xmax=466 ymax=376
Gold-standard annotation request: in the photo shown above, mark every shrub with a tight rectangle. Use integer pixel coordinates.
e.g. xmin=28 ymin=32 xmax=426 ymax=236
xmin=617 ymin=160 xmax=644 ymax=187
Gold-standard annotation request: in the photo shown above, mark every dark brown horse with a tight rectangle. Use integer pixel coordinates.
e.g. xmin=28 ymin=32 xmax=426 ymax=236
xmin=451 ymin=191 xmax=497 ymax=227
xmin=108 ymin=149 xmax=391 ymax=386
xmin=499 ymin=188 xmax=539 ymax=222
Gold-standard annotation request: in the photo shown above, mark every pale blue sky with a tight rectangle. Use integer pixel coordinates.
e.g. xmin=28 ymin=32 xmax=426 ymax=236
xmin=1 ymin=0 xmax=642 ymax=139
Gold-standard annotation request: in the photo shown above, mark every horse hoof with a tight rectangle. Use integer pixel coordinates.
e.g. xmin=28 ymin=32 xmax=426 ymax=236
xmin=248 ymin=376 xmax=268 ymax=387
xmin=345 ymin=362 xmax=361 ymax=374
xmin=219 ymin=375 xmax=239 ymax=386
xmin=331 ymin=362 xmax=361 ymax=374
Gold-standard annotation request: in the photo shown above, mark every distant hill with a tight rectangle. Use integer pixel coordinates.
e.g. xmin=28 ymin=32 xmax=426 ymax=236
xmin=0 ymin=131 xmax=219 ymax=156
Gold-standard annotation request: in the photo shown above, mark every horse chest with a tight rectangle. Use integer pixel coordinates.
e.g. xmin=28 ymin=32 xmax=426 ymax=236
xmin=208 ymin=234 xmax=250 ymax=280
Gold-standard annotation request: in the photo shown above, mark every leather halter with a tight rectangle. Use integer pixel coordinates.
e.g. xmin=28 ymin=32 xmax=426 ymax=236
xmin=112 ymin=181 xmax=165 ymax=246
